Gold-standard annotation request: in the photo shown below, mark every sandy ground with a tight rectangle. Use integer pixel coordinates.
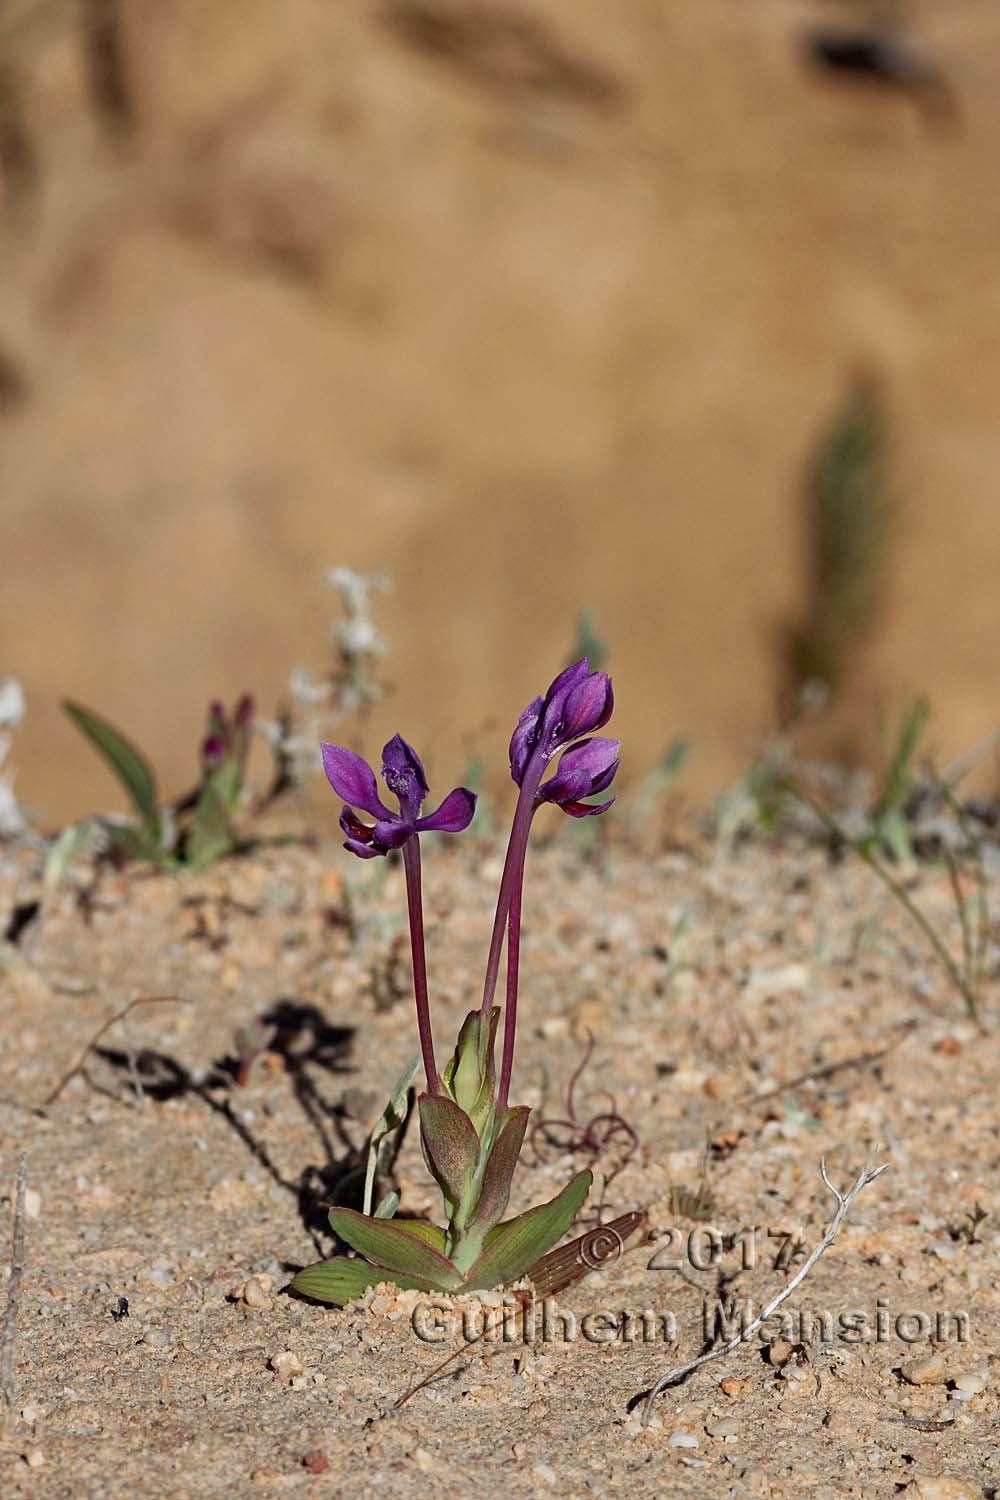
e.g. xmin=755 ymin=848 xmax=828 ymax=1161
xmin=0 ymin=824 xmax=997 ymax=1498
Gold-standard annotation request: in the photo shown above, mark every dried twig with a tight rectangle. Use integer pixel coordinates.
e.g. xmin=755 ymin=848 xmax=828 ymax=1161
xmin=1 ymin=1152 xmax=28 ymax=1427
xmin=640 ymin=1149 xmax=890 ymax=1423
xmin=737 ymin=1020 xmax=917 ymax=1107
xmin=42 ymin=995 xmax=191 ymax=1108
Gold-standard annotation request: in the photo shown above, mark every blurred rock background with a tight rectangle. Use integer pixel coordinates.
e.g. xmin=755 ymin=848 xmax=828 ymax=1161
xmin=2 ymin=0 xmax=998 ymax=822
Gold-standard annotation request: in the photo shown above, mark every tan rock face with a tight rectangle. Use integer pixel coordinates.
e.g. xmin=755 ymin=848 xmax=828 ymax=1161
xmin=3 ymin=3 xmax=1000 ymax=823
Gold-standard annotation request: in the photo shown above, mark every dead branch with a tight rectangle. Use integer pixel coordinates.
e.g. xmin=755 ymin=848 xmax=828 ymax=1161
xmin=640 ymin=1148 xmax=890 ymax=1423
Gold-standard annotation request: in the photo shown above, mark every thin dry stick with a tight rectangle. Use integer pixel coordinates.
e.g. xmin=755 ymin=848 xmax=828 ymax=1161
xmin=394 ymin=1290 xmax=534 ymax=1411
xmin=641 ymin=1149 xmax=890 ymax=1424
xmin=737 ymin=1021 xmax=917 ymax=1107
xmin=42 ymin=996 xmax=191 ymax=1108
xmin=1 ymin=1151 xmax=28 ymax=1427
xmin=943 ymin=845 xmax=973 ymax=993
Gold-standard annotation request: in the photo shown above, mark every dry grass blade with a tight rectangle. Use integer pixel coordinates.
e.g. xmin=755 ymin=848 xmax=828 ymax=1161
xmin=42 ymin=995 xmax=192 ymax=1108
xmin=0 ymin=1152 xmax=28 ymax=1429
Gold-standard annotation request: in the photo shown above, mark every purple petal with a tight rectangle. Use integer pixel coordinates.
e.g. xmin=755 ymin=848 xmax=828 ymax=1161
xmin=562 ymin=673 xmax=614 ymax=740
xmin=372 ymin=818 xmax=415 ymax=850
xmin=537 ymin=658 xmax=596 ymax=753
xmin=542 ymin=659 xmax=590 ymax=711
xmin=509 ymin=696 xmax=542 ymax=785
xmin=234 ymin=694 xmax=255 ymax=730
xmin=339 ymin=806 xmax=372 ymax=840
xmin=321 ymin=744 xmax=392 ymax=818
xmin=381 ymin=734 xmax=429 ymax=817
xmin=343 ymin=837 xmax=383 ymax=859
xmin=416 ymin=786 xmax=477 ymax=834
xmin=560 ymin=796 xmax=615 ymax=819
xmin=538 ymin=737 xmax=620 ymax=804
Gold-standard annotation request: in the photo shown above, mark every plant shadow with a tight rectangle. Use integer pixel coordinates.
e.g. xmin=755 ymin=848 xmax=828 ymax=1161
xmin=93 ymin=997 xmax=375 ymax=1249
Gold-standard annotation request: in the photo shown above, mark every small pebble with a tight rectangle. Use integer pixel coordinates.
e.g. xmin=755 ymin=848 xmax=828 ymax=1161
xmin=532 ymin=1463 xmax=557 ymax=1485
xmin=143 ymin=1329 xmax=170 ymax=1350
xmin=705 ymin=1418 xmax=739 ymax=1440
xmin=23 ymin=1190 xmax=40 ymax=1220
xmin=719 ymin=1378 xmax=744 ymax=1397
xmin=668 ymin=1431 xmax=699 ymax=1448
xmin=24 ymin=1448 xmax=44 ymax=1469
xmin=767 ymin=1339 xmax=793 ymax=1367
xmin=270 ymin=1351 xmax=304 ymax=1378
xmin=901 ymin=1354 xmax=947 ymax=1386
xmin=302 ymin=1451 xmax=328 ymax=1474
xmin=242 ymin=1277 xmax=269 ymax=1309
xmin=951 ymin=1370 xmax=986 ymax=1394
xmin=410 ymin=1449 xmax=434 ymax=1473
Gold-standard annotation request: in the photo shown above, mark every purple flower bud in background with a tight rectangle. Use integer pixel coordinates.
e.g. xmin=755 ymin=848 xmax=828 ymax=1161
xmin=201 ymin=733 xmax=226 ymax=773
xmin=207 ymin=699 xmax=228 ymax=746
xmin=322 ymin=737 xmax=476 ymax=859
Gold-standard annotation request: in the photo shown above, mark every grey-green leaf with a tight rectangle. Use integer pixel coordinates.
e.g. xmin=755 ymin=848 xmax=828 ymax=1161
xmin=328 ymin=1206 xmax=464 ymax=1290
xmin=63 ymin=700 xmax=160 ymax=836
xmin=463 ymin=1170 xmax=592 ymax=1291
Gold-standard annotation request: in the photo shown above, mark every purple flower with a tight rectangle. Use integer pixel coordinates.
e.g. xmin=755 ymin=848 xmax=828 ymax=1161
xmin=508 ymin=658 xmax=617 ymax=815
xmin=537 ymin=735 xmax=620 ymax=817
xmin=201 ymin=694 xmax=255 ymax=777
xmin=322 ymin=733 xmax=477 ymax=859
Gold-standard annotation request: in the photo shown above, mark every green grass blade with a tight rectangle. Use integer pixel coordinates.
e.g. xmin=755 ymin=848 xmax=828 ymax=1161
xmin=63 ymin=700 xmax=159 ymax=836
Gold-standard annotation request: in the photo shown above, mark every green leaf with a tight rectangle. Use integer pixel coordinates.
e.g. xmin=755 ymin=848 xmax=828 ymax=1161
xmin=63 ymin=701 xmax=159 ymax=837
xmin=419 ymin=1094 xmax=480 ymax=1219
xmin=443 ymin=1008 xmax=499 ymax=1136
xmin=290 ymin=1256 xmax=438 ymax=1306
xmin=328 ymin=1206 xmax=463 ymax=1290
xmin=363 ymin=1056 xmax=419 ymax=1216
xmin=463 ymin=1170 xmax=592 ymax=1292
xmin=373 ymin=1190 xmax=399 ymax=1219
xmin=186 ymin=777 xmax=234 ymax=871
xmin=387 ymin=1219 xmax=448 ymax=1255
xmin=470 ymin=1106 xmax=529 ymax=1235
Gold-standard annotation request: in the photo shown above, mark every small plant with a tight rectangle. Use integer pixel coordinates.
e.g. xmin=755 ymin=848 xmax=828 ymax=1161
xmin=62 ymin=694 xmax=254 ymax=871
xmin=292 ymin=658 xmax=621 ymax=1305
xmin=783 ymin=374 xmax=892 ymax=711
xmin=869 ymin=695 xmax=930 ymax=864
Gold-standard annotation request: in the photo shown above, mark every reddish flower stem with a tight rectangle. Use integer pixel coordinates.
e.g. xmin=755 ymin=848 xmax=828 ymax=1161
xmin=497 ymin=840 xmax=527 ymax=1113
xmin=401 ymin=836 xmax=439 ymax=1093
